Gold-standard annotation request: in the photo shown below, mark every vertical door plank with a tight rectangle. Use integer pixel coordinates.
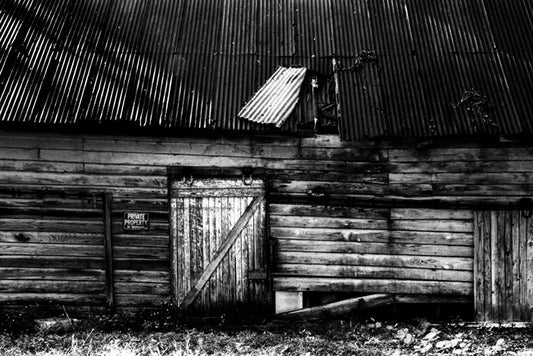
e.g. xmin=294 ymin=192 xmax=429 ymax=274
xmin=512 ymin=210 xmax=521 ymax=320
xmin=491 ymin=211 xmax=499 ymax=321
xmin=482 ymin=211 xmax=492 ymax=322
xmin=214 ymin=196 xmax=223 ymax=310
xmin=189 ymin=197 xmax=200 ymax=309
xmin=248 ymin=197 xmax=257 ymax=310
xmin=170 ymin=199 xmax=179 ymax=306
xmin=229 ymin=196 xmax=237 ymax=306
xmin=242 ymin=196 xmax=251 ymax=312
xmin=182 ymin=198 xmax=191 ymax=304
xmin=207 ymin=197 xmax=216 ymax=313
xmin=518 ymin=211 xmax=529 ymax=321
xmin=235 ymin=197 xmax=244 ymax=307
xmin=527 ymin=214 xmax=533 ymax=321
xmin=201 ymin=197 xmax=210 ymax=311
xmin=221 ymin=196 xmax=230 ymax=310
xmin=176 ymin=198 xmax=186 ymax=304
xmin=503 ymin=211 xmax=513 ymax=321
xmin=256 ymin=198 xmax=267 ymax=309
xmin=474 ymin=211 xmax=484 ymax=321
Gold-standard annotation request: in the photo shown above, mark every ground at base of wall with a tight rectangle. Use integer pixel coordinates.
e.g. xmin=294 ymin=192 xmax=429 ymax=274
xmin=2 ymin=320 xmax=533 ymax=356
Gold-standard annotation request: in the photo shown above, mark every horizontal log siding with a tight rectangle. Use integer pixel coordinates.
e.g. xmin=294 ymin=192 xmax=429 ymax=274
xmin=271 ymin=206 xmax=474 ymax=296
xmin=1 ymin=131 xmax=533 ymax=311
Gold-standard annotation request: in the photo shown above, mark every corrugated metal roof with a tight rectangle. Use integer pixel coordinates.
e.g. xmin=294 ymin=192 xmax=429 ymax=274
xmin=335 ymin=0 xmax=533 ymax=140
xmin=238 ymin=67 xmax=306 ymax=127
xmin=0 ymin=0 xmax=532 ymax=139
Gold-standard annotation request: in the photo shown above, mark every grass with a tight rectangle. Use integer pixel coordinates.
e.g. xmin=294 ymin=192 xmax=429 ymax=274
xmin=2 ymin=319 xmax=533 ymax=356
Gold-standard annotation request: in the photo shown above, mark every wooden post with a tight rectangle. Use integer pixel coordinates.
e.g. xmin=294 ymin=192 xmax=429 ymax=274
xmin=103 ymin=193 xmax=114 ymax=308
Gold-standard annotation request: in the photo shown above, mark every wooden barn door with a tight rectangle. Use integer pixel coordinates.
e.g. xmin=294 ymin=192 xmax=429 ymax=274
xmin=170 ymin=177 xmax=271 ymax=316
xmin=474 ymin=210 xmax=533 ymax=322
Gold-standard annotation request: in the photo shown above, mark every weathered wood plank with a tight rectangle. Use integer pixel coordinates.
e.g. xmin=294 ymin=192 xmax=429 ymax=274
xmin=494 ymin=211 xmax=504 ymax=321
xmin=276 ymin=239 xmax=473 ymax=257
xmin=40 ymin=149 xmax=267 ymax=168
xmin=0 ymin=293 xmax=105 ymax=305
xmin=83 ymin=163 xmax=168 ymax=176
xmin=112 ymin=234 xmax=168 ymax=248
xmin=270 ymin=181 xmax=388 ymax=195
xmin=0 ymin=171 xmax=167 ymax=188
xmin=389 ymin=147 xmax=533 ymax=162
xmin=277 ymin=251 xmax=473 ymax=270
xmin=0 ymin=135 xmax=83 ymax=150
xmin=527 ymin=215 xmax=533 ymax=321
xmin=114 ymin=246 xmax=169 ymax=259
xmin=272 ymin=171 xmax=386 ymax=183
xmin=114 ymin=294 xmax=168 ymax=307
xmin=390 ymin=160 xmax=533 ymax=174
xmin=0 ymin=268 xmax=104 ymax=281
xmin=0 ymin=147 xmax=39 ymax=160
xmin=113 ymin=283 xmax=170 ymax=295
xmin=390 ymin=220 xmax=473 ymax=233
xmin=83 ymin=139 xmax=300 ymax=159
xmin=0 ymin=281 xmax=105 ymax=294
xmin=394 ymin=295 xmax=473 ymax=304
xmin=0 ymin=256 xmax=167 ymax=270
xmin=0 ymin=256 xmax=105 ymax=269
xmin=0 ymin=231 xmax=103 ymax=244
xmin=391 ymin=209 xmax=473 ymax=220
xmin=0 ymin=219 xmax=103 ymax=233
xmin=482 ymin=211 xmax=492 ymax=322
xmin=474 ymin=211 xmax=484 ymax=321
xmin=0 ymin=160 xmax=83 ymax=173
xmin=274 ymin=277 xmax=473 ymax=295
xmin=170 ymin=199 xmax=179 ymax=306
xmin=270 ymin=216 xmax=389 ymax=229
xmin=275 ymin=264 xmax=473 ymax=282
xmin=114 ymin=270 xmax=169 ymax=283
xmin=503 ymin=211 xmax=513 ymax=321
xmin=269 ymin=204 xmax=389 ymax=219
xmin=512 ymin=210 xmax=521 ymax=320
xmin=519 ymin=212 xmax=528 ymax=321
xmin=270 ymin=227 xmax=473 ymax=245
xmin=0 ymin=243 xmax=104 ymax=256
xmin=0 ymin=197 xmax=103 ymax=209
xmin=390 ymin=173 xmax=533 ymax=185
xmin=269 ymin=192 xmax=533 ymax=207
xmin=0 ymin=207 xmax=103 ymax=219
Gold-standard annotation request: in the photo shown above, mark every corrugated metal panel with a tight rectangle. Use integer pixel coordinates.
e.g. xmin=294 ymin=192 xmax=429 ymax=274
xmin=238 ymin=66 xmax=306 ymax=127
xmin=0 ymin=0 xmax=532 ymax=139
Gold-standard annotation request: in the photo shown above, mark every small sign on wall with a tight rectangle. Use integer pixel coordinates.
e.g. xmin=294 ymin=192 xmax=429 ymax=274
xmin=123 ymin=212 xmax=150 ymax=231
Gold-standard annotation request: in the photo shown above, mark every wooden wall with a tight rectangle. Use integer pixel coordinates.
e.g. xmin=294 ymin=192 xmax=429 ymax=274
xmin=271 ymin=207 xmax=474 ymax=297
xmin=0 ymin=129 xmax=533 ymax=314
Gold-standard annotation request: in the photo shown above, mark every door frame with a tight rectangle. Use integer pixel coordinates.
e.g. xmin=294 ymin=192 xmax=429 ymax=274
xmin=167 ymin=166 xmax=270 ymax=310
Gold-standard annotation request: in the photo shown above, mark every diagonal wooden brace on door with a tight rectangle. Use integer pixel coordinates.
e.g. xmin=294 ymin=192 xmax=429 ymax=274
xmin=178 ymin=194 xmax=265 ymax=310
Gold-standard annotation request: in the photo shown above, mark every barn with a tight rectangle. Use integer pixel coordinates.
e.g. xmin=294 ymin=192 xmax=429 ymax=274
xmin=1 ymin=0 xmax=533 ymax=323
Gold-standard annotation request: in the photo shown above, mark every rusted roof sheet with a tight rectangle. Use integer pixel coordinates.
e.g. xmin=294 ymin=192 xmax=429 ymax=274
xmin=238 ymin=67 xmax=306 ymax=127
xmin=0 ymin=0 xmax=532 ymax=139
xmin=335 ymin=0 xmax=533 ymax=140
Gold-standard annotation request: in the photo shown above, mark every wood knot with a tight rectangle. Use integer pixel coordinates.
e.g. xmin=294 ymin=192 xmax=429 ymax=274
xmin=14 ymin=233 xmax=30 ymax=242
